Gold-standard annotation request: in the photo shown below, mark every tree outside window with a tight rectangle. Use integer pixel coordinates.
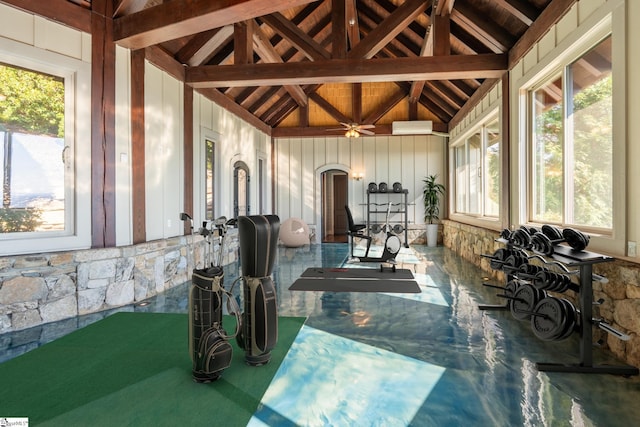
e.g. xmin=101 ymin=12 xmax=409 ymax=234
xmin=0 ymin=63 xmax=66 ymax=233
xmin=529 ymin=36 xmax=612 ymax=230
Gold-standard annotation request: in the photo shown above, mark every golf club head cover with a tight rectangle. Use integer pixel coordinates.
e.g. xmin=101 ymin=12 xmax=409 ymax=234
xmin=237 ymin=215 xmax=280 ymax=365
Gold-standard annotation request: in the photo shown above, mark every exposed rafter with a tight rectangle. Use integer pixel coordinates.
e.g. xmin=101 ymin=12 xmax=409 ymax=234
xmin=186 ymin=54 xmax=507 ymax=88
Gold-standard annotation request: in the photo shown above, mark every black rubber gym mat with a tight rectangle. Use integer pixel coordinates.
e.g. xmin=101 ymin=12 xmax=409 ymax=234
xmin=289 ymin=277 xmax=420 ymax=293
xmin=300 ymin=267 xmax=414 ymax=280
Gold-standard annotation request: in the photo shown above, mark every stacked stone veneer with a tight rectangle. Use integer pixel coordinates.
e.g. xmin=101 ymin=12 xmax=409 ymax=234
xmin=442 ymin=219 xmax=640 ymax=369
xmin=0 ymin=230 xmax=239 ymax=334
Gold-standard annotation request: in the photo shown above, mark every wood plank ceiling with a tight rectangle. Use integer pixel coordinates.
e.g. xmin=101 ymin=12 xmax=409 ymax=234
xmin=79 ymin=0 xmax=577 ymax=137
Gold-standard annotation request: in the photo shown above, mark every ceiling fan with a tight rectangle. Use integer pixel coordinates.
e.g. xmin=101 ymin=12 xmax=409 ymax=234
xmin=328 ymin=122 xmax=375 ymax=138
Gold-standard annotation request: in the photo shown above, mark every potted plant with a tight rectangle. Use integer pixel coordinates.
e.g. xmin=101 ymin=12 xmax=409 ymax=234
xmin=422 ymin=174 xmax=446 ymax=247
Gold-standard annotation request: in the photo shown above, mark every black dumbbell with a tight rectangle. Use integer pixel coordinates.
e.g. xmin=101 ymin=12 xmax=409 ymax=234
xmin=531 ymin=225 xmax=590 ymax=255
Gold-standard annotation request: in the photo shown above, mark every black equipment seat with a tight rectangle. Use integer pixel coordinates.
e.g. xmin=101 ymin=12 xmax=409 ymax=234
xmin=345 ymin=205 xmax=372 ymax=257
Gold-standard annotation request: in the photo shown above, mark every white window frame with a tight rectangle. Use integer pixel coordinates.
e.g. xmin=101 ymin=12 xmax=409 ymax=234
xmin=0 ymin=37 xmax=91 ymax=255
xmin=449 ymin=110 xmax=502 ymax=230
xmin=516 ymin=9 xmax=625 ymax=256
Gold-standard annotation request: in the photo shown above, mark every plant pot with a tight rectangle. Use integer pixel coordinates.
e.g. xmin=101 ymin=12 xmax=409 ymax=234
xmin=426 ymin=223 xmax=439 ymax=247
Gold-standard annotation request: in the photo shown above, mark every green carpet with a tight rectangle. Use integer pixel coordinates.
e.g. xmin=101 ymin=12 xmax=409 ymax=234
xmin=0 ymin=312 xmax=305 ymax=426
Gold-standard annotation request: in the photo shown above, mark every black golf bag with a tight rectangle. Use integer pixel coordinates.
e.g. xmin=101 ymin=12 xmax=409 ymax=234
xmin=189 ymin=266 xmax=232 ymax=382
xmin=236 ymin=215 xmax=280 ymax=366
xmin=181 ymin=214 xmax=239 ymax=383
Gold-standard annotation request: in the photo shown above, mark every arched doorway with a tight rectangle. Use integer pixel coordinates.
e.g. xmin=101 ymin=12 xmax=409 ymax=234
xmin=233 ymin=161 xmax=249 ymax=218
xmin=321 ymin=169 xmax=348 ymax=243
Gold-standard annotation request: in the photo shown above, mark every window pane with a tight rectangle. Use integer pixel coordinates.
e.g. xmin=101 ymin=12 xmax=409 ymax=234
xmin=455 ymin=145 xmax=466 ymax=213
xmin=258 ymin=158 xmax=264 ymax=215
xmin=531 ymin=76 xmax=563 ymax=223
xmin=0 ymin=63 xmax=66 ymax=233
xmin=568 ymin=37 xmax=612 ymax=228
xmin=468 ymin=131 xmax=481 ymax=215
xmin=234 ymin=162 xmax=249 ymax=218
xmin=484 ymin=119 xmax=500 ymax=217
xmin=205 ymin=139 xmax=214 ymax=221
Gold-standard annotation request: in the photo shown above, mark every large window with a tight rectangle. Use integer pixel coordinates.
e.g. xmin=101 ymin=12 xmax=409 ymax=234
xmin=0 ymin=63 xmax=70 ymax=235
xmin=0 ymin=37 xmax=90 ymax=256
xmin=453 ymin=115 xmax=500 ymax=218
xmin=528 ymin=36 xmax=612 ymax=230
xmin=205 ymin=138 xmax=215 ymax=220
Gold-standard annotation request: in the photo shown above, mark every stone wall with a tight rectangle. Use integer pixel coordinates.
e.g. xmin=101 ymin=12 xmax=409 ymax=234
xmin=442 ymin=220 xmax=640 ymax=369
xmin=0 ymin=230 xmax=239 ymax=334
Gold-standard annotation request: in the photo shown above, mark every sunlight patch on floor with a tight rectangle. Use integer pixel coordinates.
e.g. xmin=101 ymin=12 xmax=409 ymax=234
xmin=248 ymin=325 xmax=445 ymax=427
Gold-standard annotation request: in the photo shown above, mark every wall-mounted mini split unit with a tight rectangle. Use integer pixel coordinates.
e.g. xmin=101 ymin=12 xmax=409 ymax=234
xmin=391 ymin=120 xmax=433 ymax=135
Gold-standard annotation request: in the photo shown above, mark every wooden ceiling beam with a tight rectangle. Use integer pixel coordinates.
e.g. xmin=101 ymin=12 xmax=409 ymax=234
xmin=345 ymin=0 xmax=360 ymax=49
xmin=144 ymin=45 xmax=185 ymax=82
xmin=308 ymin=92 xmax=351 ymax=124
xmin=175 ymin=25 xmax=235 ymax=66
xmin=352 ymin=83 xmax=362 ymax=124
xmin=187 ymin=54 xmax=506 ymax=88
xmin=508 ymin=0 xmax=578 ymax=68
xmin=262 ymin=85 xmax=321 ymax=125
xmin=1 ymin=0 xmax=91 ymax=33
xmin=393 ymin=81 xmax=451 ymax=123
xmin=427 ymin=81 xmax=466 ymax=109
xmin=331 ymin=0 xmax=348 ymax=59
xmin=235 ymin=20 xmax=255 ymax=65
xmin=363 ymin=88 xmax=406 ymax=124
xmin=409 ymin=3 xmax=451 ymax=103
xmin=435 ymin=0 xmax=456 ymax=15
xmin=348 ymin=0 xmax=428 ymax=60
xmin=493 ymin=0 xmax=538 ymax=26
xmin=198 ymin=88 xmax=271 ymax=134
xmin=420 ymin=82 xmax=457 ymax=118
xmin=451 ymin=2 xmax=514 ymax=53
xmin=357 ymin=5 xmax=420 ymax=57
xmin=113 ymin=0 xmax=319 ymax=50
xmin=252 ymin=22 xmax=308 ymax=106
xmin=113 ymin=0 xmax=146 ymax=18
xmin=260 ymin=12 xmax=330 ymax=61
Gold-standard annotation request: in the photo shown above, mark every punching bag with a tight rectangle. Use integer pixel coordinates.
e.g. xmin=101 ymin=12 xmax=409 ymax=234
xmin=237 ymin=215 xmax=279 ymax=366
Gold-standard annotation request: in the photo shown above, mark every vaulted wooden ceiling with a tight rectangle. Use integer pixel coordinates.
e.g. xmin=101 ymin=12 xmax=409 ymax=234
xmin=77 ymin=0 xmax=577 ymax=137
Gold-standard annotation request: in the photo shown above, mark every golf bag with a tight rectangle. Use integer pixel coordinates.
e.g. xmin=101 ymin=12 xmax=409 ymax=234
xmin=189 ymin=265 xmax=232 ymax=382
xmin=181 ymin=214 xmax=239 ymax=382
xmin=236 ymin=215 xmax=280 ymax=366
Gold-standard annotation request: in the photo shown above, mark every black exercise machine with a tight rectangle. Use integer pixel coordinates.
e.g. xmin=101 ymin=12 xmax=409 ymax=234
xmin=345 ymin=202 xmax=401 ymax=271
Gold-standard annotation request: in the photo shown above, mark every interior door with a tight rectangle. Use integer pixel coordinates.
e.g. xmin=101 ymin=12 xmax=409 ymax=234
xmin=333 ymin=174 xmax=348 ymax=235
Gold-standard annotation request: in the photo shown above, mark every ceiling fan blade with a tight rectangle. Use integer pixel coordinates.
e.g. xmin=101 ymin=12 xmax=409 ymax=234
xmin=358 ymin=124 xmax=375 ymax=129
xmin=360 ymin=129 xmax=375 ymax=135
xmin=339 ymin=122 xmax=352 ymax=128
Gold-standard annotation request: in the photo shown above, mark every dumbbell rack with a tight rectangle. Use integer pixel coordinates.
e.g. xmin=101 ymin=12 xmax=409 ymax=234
xmin=481 ymin=238 xmax=639 ymax=376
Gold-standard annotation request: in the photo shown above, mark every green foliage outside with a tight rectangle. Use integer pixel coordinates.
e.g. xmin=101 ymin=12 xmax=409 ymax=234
xmin=0 ymin=63 xmax=64 ymax=137
xmin=572 ymin=77 xmax=613 ymax=228
xmin=0 ymin=207 xmax=42 ymax=232
xmin=1 ymin=63 xmax=64 ymax=233
xmin=535 ymin=75 xmax=612 ymax=228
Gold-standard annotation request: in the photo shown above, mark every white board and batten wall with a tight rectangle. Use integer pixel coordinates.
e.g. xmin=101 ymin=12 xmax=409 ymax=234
xmin=274 ymin=135 xmax=446 ymax=242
